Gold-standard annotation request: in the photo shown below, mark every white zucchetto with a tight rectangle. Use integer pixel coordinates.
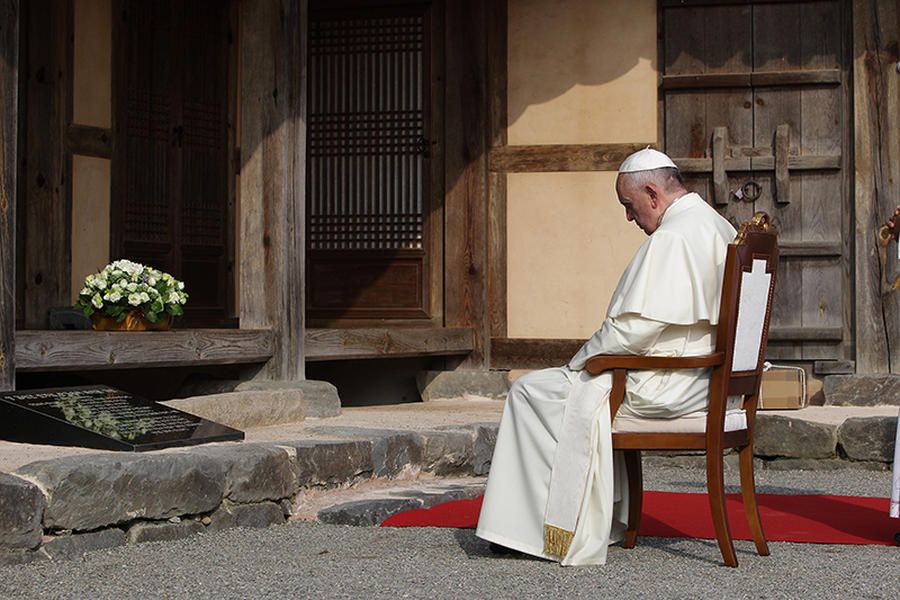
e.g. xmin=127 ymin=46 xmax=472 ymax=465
xmin=618 ymin=147 xmax=678 ymax=173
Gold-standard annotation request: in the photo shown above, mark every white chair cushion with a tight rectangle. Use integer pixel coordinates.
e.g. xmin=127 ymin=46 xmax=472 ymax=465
xmin=612 ymin=409 xmax=747 ymax=434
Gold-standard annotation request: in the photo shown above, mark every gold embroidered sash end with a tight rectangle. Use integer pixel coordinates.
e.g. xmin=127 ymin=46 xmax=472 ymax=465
xmin=543 ymin=524 xmax=574 ymax=559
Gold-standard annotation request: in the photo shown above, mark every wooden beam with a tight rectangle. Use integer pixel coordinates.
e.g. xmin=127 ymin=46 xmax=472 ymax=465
xmin=444 ymin=0 xmax=489 ymax=367
xmin=490 ymin=338 xmax=585 ymax=370
xmin=768 ymin=327 xmax=843 ymax=342
xmin=490 ymin=143 xmax=650 ymax=173
xmin=0 ymin=0 xmax=19 ymax=391
xmin=305 ymin=327 xmax=474 ymax=362
xmin=852 ymin=0 xmax=900 ymax=373
xmin=22 ymin=0 xmax=72 ymax=328
xmin=15 ymin=329 xmax=274 ymax=372
xmin=66 ymin=123 xmax=111 ymax=158
xmin=238 ymin=0 xmax=307 ymax=381
xmin=661 ymin=69 xmax=841 ymax=90
xmin=676 ymin=155 xmax=840 ymax=173
xmin=487 ymin=0 xmax=507 ymax=341
xmin=778 ymin=241 xmax=843 ymax=257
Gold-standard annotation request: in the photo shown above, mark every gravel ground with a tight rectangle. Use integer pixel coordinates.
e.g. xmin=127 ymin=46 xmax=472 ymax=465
xmin=1 ymin=467 xmax=897 ymax=600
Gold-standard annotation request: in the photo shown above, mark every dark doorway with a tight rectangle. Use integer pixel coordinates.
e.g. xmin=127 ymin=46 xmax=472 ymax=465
xmin=112 ymin=0 xmax=235 ymax=327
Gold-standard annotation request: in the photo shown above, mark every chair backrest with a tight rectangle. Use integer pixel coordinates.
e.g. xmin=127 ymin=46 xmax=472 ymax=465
xmin=708 ymin=213 xmax=779 ymax=430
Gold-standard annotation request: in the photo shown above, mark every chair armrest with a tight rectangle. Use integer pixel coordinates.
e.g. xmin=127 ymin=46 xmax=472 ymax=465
xmin=584 ymin=352 xmax=725 ymax=376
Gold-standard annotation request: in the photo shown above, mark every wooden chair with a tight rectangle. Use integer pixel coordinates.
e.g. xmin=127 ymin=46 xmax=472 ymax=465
xmin=584 ymin=213 xmax=778 ymax=567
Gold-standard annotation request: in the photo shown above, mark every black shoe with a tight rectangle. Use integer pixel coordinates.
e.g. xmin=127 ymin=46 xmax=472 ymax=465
xmin=489 ymin=542 xmax=523 ymax=556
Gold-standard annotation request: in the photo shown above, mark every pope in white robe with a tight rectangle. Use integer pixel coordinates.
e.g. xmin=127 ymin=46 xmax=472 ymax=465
xmin=476 ymin=149 xmax=737 ymax=565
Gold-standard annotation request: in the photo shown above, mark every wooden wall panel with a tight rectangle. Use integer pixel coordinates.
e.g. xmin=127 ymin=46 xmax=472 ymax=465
xmin=22 ymin=0 xmax=71 ymax=328
xmin=239 ymin=0 xmax=307 ymax=381
xmin=853 ymin=0 xmax=900 ymax=373
xmin=0 ymin=0 xmax=18 ymax=390
xmin=443 ymin=0 xmax=489 ymax=367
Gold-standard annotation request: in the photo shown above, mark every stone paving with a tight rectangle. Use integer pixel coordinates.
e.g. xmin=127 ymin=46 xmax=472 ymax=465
xmin=0 ymin=399 xmax=896 ymax=565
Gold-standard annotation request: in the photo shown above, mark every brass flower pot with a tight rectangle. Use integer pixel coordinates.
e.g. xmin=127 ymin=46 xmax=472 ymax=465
xmin=91 ymin=311 xmax=173 ymax=332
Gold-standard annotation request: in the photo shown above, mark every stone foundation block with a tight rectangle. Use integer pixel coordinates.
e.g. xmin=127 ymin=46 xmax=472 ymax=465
xmin=420 ymin=430 xmax=475 ymax=475
xmin=193 ymin=444 xmax=298 ymax=503
xmin=416 ymin=370 xmax=509 ymax=402
xmin=760 ymin=458 xmax=890 ymax=471
xmin=16 ymin=454 xmax=226 ymax=531
xmin=823 ymin=375 xmax=900 ymax=406
xmin=293 ymin=440 xmax=374 ymax=487
xmin=162 ymin=391 xmax=307 ymax=429
xmin=838 ymin=416 xmax=898 ymax=462
xmin=42 ymin=528 xmax=127 ymax=560
xmin=207 ymin=501 xmax=285 ymax=531
xmin=127 ymin=520 xmax=205 ymax=544
xmin=754 ymin=414 xmax=837 ymax=459
xmin=371 ymin=432 xmax=424 ymax=477
xmin=318 ymin=498 xmax=422 ymax=527
xmin=236 ymin=379 xmax=341 ymax=418
xmin=472 ymin=424 xmax=499 ymax=475
xmin=0 ymin=473 xmax=44 ymax=551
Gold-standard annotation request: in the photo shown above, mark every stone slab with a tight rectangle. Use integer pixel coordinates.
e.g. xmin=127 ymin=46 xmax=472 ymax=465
xmin=419 ymin=430 xmax=475 ymax=475
xmin=0 ymin=473 xmax=44 ymax=550
xmin=162 ymin=391 xmax=306 ymax=429
xmin=823 ymin=375 xmax=900 ymax=406
xmin=42 ymin=528 xmax=126 ymax=560
xmin=127 ymin=520 xmax=205 ymax=544
xmin=16 ymin=453 xmax=226 ymax=531
xmin=838 ymin=416 xmax=898 ymax=462
xmin=192 ymin=444 xmax=298 ymax=503
xmin=236 ymin=380 xmax=341 ymax=418
xmin=416 ymin=370 xmax=509 ymax=402
xmin=292 ymin=440 xmax=374 ymax=488
xmin=754 ymin=414 xmax=837 ymax=459
xmin=207 ymin=501 xmax=285 ymax=531
xmin=318 ymin=498 xmax=423 ymax=527
xmin=759 ymin=458 xmax=890 ymax=472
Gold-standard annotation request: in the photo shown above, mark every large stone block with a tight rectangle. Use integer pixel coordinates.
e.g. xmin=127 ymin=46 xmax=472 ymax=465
xmin=472 ymin=424 xmax=499 ymax=475
xmin=0 ymin=473 xmax=44 ymax=551
xmin=127 ymin=520 xmax=205 ymax=544
xmin=236 ymin=379 xmax=341 ymax=418
xmin=42 ymin=528 xmax=126 ymax=560
xmin=419 ymin=429 xmax=475 ymax=475
xmin=838 ymin=416 xmax=898 ymax=462
xmin=207 ymin=501 xmax=285 ymax=531
xmin=416 ymin=370 xmax=509 ymax=402
xmin=293 ymin=440 xmax=374 ymax=487
xmin=161 ymin=391 xmax=306 ymax=429
xmin=16 ymin=453 xmax=226 ymax=532
xmin=754 ymin=414 xmax=837 ymax=459
xmin=823 ymin=375 xmax=900 ymax=406
xmin=371 ymin=431 xmax=424 ymax=477
xmin=318 ymin=498 xmax=422 ymax=527
xmin=192 ymin=444 xmax=298 ymax=503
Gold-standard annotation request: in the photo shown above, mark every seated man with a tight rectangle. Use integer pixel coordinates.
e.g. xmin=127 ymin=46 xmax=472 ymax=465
xmin=476 ymin=148 xmax=736 ymax=566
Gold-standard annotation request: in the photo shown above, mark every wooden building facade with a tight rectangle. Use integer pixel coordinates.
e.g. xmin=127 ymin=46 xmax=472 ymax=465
xmin=0 ymin=0 xmax=898 ymax=395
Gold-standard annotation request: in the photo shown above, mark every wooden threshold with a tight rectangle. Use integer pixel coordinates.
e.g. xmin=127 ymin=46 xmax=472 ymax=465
xmin=305 ymin=327 xmax=474 ymax=361
xmin=15 ymin=329 xmax=275 ymax=372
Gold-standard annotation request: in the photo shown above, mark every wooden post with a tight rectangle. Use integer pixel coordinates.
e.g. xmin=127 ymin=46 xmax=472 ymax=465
xmin=853 ymin=0 xmax=900 ymax=373
xmin=22 ymin=0 xmax=72 ymax=328
xmin=0 ymin=0 xmax=19 ymax=390
xmin=238 ymin=0 xmax=307 ymax=381
xmin=444 ymin=0 xmax=490 ymax=368
xmin=487 ymin=0 xmax=508 ymax=343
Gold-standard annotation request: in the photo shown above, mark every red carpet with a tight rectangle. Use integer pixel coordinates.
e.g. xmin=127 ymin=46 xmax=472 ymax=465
xmin=381 ymin=492 xmax=899 ymax=546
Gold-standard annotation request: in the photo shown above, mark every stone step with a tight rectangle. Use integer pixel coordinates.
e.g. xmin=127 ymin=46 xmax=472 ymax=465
xmin=822 ymin=375 xmax=900 ymax=406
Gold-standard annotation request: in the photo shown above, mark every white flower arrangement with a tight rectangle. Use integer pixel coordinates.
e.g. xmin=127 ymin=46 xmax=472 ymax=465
xmin=74 ymin=259 xmax=188 ymax=324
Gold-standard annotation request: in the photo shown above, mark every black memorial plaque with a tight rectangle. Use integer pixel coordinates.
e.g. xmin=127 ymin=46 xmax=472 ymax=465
xmin=0 ymin=385 xmax=244 ymax=451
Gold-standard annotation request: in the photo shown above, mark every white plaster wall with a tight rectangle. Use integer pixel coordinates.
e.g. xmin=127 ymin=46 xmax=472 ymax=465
xmin=506 ymin=0 xmax=658 ymax=339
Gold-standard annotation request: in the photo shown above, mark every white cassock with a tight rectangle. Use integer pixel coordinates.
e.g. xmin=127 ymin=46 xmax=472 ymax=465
xmin=476 ymin=193 xmax=736 ymax=565
xmin=891 ymin=407 xmax=899 ymax=519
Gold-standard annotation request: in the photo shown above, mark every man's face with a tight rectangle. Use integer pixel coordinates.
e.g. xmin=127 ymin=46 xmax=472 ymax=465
xmin=616 ymin=174 xmax=660 ymax=235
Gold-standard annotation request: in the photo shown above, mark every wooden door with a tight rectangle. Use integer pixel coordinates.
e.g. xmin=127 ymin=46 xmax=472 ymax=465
xmin=113 ymin=0 xmax=233 ymax=326
xmin=661 ymin=0 xmax=851 ymax=363
xmin=307 ymin=1 xmax=441 ymax=323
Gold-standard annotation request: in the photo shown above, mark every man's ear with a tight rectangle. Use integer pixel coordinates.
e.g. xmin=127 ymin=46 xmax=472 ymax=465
xmin=645 ymin=185 xmax=659 ymax=205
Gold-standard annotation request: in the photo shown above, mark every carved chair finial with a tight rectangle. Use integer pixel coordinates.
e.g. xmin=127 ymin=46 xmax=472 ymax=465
xmin=734 ymin=212 xmax=776 ymax=244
